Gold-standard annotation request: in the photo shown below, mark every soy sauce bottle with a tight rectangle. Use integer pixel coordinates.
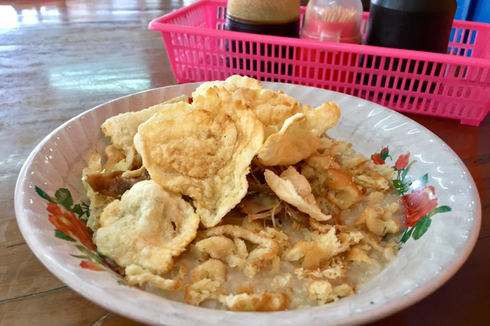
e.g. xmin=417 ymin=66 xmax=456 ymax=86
xmin=363 ymin=0 xmax=456 ymax=95
xmin=225 ymin=0 xmax=300 ymax=78
xmin=226 ymin=0 xmax=300 ymax=38
xmin=366 ymin=0 xmax=456 ymax=54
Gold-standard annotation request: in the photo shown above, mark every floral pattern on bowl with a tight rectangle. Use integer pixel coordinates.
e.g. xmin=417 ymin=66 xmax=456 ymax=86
xmin=35 ymin=186 xmax=119 ymax=273
xmin=370 ymin=148 xmax=452 ymax=248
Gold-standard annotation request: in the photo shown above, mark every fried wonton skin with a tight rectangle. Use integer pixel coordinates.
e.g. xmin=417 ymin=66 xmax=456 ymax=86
xmin=196 ymin=76 xmax=303 ymax=129
xmin=264 ymin=166 xmax=331 ymax=222
xmin=196 ymin=76 xmax=341 ymax=166
xmin=101 ymin=95 xmax=189 ymax=152
xmin=134 ymin=86 xmax=264 ymax=228
xmin=195 ymin=75 xmax=262 ymax=94
xmin=94 ymin=180 xmax=199 ymax=276
xmin=257 ymin=102 xmax=341 ymax=166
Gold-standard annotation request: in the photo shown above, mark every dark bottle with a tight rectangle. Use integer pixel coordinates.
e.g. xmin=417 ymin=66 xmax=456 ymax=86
xmin=365 ymin=0 xmax=457 ymax=54
xmin=362 ymin=0 xmax=456 ymax=95
xmin=226 ymin=0 xmax=301 ymax=38
xmin=225 ymin=0 xmax=300 ymax=78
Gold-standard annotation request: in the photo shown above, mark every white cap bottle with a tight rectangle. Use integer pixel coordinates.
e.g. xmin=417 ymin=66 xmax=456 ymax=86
xmin=301 ymin=0 xmax=363 ymax=44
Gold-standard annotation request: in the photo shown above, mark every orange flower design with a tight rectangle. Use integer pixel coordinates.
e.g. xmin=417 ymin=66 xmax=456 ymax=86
xmin=402 ymin=186 xmax=438 ymax=227
xmin=371 ymin=153 xmax=385 ymax=165
xmin=80 ymin=260 xmax=105 ymax=271
xmin=395 ymin=153 xmax=410 ymax=170
xmin=46 ymin=203 xmax=96 ymax=251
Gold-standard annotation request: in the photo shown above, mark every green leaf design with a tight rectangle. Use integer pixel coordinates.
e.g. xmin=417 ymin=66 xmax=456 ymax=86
xmin=55 ymin=229 xmax=76 ymax=242
xmin=427 ymin=205 xmax=452 ymax=218
xmin=400 ymin=227 xmax=414 ymax=245
xmin=380 ymin=147 xmax=391 ymax=160
xmin=117 ymin=279 xmax=131 ymax=286
xmin=55 ymin=188 xmax=74 ymax=211
xmin=399 ymin=185 xmax=411 ymax=196
xmin=82 ymin=202 xmax=91 ymax=218
xmin=402 ymin=160 xmax=417 ymax=179
xmin=97 ymin=251 xmax=109 ymax=260
xmin=412 ymin=216 xmax=432 ymax=240
xmin=75 ymin=244 xmax=104 ymax=264
xmin=72 ymin=204 xmax=84 ymax=217
xmin=35 ymin=186 xmax=56 ymax=204
xmin=411 ymin=173 xmax=429 ymax=190
xmin=71 ymin=254 xmax=89 ymax=259
xmin=401 ymin=175 xmax=413 ymax=184
xmin=394 ymin=177 xmax=412 ymax=196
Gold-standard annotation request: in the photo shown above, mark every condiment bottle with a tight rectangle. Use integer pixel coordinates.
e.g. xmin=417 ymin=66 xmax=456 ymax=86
xmin=363 ymin=0 xmax=456 ymax=95
xmin=226 ymin=0 xmax=301 ymax=38
xmin=366 ymin=0 xmax=457 ymax=54
xmin=301 ymin=0 xmax=363 ymax=44
xmin=296 ymin=0 xmax=362 ymax=88
xmin=226 ymin=0 xmax=300 ymax=75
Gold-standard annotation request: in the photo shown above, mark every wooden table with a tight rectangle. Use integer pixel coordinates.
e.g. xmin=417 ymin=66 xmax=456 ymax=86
xmin=0 ymin=1 xmax=488 ymax=325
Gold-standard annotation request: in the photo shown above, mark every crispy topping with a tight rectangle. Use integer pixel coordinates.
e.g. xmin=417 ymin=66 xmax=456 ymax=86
xmin=264 ymin=167 xmax=331 ymax=222
xmin=307 ymin=280 xmax=353 ymax=304
xmin=198 ymin=225 xmax=281 ymax=277
xmin=101 ymin=95 xmax=189 ymax=152
xmin=185 ymin=279 xmax=222 ymax=306
xmin=134 ymin=86 xmax=264 ymax=228
xmin=219 ymin=290 xmax=289 ymax=311
xmin=324 ymin=168 xmax=363 ymax=210
xmin=94 ymin=180 xmax=199 ymax=275
xmin=125 ymin=265 xmax=183 ymax=291
xmin=346 ymin=244 xmax=374 ymax=265
xmin=354 ymin=206 xmax=400 ymax=237
xmin=191 ymin=259 xmax=228 ymax=283
xmin=257 ymin=102 xmax=340 ymax=166
xmin=86 ymin=76 xmax=404 ymax=311
xmin=285 ymin=228 xmax=342 ymax=270
xmin=84 ymin=170 xmax=149 ymax=199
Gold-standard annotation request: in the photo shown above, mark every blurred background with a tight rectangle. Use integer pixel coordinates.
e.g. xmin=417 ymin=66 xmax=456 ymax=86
xmin=0 ymin=0 xmax=488 ymax=25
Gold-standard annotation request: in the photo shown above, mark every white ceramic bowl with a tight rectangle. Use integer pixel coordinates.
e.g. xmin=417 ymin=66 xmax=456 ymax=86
xmin=15 ymin=83 xmax=481 ymax=326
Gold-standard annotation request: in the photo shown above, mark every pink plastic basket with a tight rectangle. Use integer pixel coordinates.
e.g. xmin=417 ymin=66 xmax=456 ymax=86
xmin=149 ymin=0 xmax=490 ymax=125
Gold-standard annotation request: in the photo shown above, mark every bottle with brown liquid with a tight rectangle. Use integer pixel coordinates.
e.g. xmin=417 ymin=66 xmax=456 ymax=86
xmin=226 ymin=0 xmax=300 ymax=77
xmin=226 ymin=0 xmax=300 ymax=38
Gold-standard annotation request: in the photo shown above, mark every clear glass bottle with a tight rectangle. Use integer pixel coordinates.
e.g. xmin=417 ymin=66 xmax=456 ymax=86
xmin=301 ymin=0 xmax=363 ymax=44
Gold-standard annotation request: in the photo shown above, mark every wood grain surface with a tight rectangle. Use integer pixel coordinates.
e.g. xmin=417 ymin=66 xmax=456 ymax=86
xmin=0 ymin=1 xmax=488 ymax=325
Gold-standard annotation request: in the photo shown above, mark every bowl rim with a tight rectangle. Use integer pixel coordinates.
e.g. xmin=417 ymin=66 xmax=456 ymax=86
xmin=15 ymin=82 xmax=482 ymax=326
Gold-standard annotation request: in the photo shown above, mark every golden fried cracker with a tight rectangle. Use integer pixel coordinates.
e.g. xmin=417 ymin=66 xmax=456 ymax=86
xmin=101 ymin=95 xmax=189 ymax=152
xmin=94 ymin=180 xmax=199 ymax=275
xmin=135 ymin=87 xmax=264 ymax=227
